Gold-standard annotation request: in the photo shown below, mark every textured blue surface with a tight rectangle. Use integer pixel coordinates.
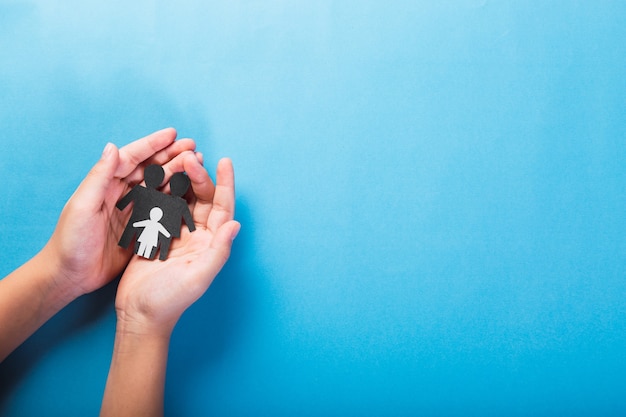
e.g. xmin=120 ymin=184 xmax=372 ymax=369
xmin=1 ymin=1 xmax=625 ymax=416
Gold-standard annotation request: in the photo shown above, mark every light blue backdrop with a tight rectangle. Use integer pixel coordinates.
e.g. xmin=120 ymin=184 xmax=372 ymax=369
xmin=1 ymin=1 xmax=625 ymax=416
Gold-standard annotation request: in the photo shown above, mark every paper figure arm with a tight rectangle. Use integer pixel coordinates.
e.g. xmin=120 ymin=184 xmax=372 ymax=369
xmin=116 ymin=186 xmax=138 ymax=210
xmin=158 ymin=224 xmax=171 ymax=238
xmin=181 ymin=205 xmax=196 ymax=232
xmin=132 ymin=219 xmax=149 ymax=228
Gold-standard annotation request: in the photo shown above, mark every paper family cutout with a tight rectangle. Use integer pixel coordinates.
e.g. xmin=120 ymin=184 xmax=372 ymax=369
xmin=116 ymin=164 xmax=195 ymax=260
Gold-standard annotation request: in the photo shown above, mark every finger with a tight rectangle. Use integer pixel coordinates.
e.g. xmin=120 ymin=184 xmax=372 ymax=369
xmin=207 ymin=158 xmax=236 ymax=233
xmin=185 ymin=152 xmax=205 ymax=214
xmin=72 ymin=143 xmax=120 ymax=212
xmin=115 ymin=128 xmax=177 ymax=178
xmin=186 ymin=152 xmax=205 ymax=212
xmin=147 ymin=138 xmax=196 ymax=167
xmin=201 ymin=220 xmax=241 ymax=281
xmin=184 ymin=153 xmax=215 ymax=226
xmin=159 ymin=150 xmax=199 ymax=194
xmin=121 ymin=138 xmax=196 ymax=186
xmin=210 ymin=220 xmax=241 ymax=250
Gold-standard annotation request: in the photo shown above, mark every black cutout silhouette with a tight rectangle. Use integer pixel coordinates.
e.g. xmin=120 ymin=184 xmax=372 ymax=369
xmin=156 ymin=172 xmax=195 ymax=260
xmin=116 ymin=165 xmax=195 ymax=260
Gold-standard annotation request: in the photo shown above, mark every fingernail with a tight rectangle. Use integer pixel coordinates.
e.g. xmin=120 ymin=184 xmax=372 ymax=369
xmin=102 ymin=142 xmax=115 ymax=159
xmin=231 ymin=222 xmax=241 ymax=241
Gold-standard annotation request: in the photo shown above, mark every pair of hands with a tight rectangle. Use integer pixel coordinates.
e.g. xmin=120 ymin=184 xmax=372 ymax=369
xmin=42 ymin=128 xmax=240 ymax=336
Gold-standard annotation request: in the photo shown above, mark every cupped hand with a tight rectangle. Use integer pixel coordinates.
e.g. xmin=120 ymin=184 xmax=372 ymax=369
xmin=43 ymin=128 xmax=197 ymax=298
xmin=115 ymin=155 xmax=240 ymax=336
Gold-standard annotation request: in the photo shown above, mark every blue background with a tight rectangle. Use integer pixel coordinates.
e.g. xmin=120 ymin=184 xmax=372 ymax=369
xmin=1 ymin=1 xmax=625 ymax=415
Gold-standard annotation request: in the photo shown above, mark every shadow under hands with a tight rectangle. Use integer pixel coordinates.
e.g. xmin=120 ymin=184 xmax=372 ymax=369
xmin=0 ymin=277 xmax=119 ymax=411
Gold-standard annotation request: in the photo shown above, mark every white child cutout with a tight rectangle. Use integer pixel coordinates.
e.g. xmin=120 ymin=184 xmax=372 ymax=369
xmin=133 ymin=207 xmax=171 ymax=259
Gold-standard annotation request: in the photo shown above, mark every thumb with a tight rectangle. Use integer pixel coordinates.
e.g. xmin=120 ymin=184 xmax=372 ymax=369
xmin=72 ymin=143 xmax=120 ymax=211
xmin=205 ymin=220 xmax=241 ymax=277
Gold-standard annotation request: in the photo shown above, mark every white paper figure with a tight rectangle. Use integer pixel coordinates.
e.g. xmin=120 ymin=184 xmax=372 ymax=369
xmin=133 ymin=207 xmax=171 ymax=259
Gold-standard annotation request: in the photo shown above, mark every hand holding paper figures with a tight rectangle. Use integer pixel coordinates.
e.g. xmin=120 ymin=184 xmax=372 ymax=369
xmin=114 ymin=155 xmax=239 ymax=332
xmin=101 ymin=155 xmax=240 ymax=417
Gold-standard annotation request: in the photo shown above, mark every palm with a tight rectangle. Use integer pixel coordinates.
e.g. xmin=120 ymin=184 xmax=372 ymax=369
xmin=117 ymin=228 xmax=217 ymax=325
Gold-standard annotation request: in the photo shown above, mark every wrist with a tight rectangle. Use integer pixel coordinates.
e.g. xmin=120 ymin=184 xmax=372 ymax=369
xmin=31 ymin=247 xmax=82 ymax=309
xmin=103 ymin=311 xmax=171 ymax=417
xmin=115 ymin=308 xmax=176 ymax=340
xmin=112 ymin=321 xmax=172 ymax=359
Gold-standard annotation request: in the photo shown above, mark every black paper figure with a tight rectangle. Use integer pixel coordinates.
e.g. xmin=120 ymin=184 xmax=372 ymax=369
xmin=116 ymin=165 xmax=195 ymax=260
xmin=156 ymin=172 xmax=195 ymax=260
xmin=133 ymin=207 xmax=171 ymax=258
xmin=116 ymin=164 xmax=166 ymax=250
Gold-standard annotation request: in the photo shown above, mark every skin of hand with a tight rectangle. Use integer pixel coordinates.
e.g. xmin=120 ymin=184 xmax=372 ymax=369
xmin=100 ymin=154 xmax=239 ymax=417
xmin=40 ymin=128 xmax=198 ymax=300
xmin=115 ymin=154 xmax=240 ymax=336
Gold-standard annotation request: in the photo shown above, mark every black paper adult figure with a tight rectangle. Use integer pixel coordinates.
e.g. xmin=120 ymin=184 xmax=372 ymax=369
xmin=116 ymin=164 xmax=166 ymax=251
xmin=156 ymin=172 xmax=195 ymax=260
xmin=117 ymin=165 xmax=195 ymax=260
